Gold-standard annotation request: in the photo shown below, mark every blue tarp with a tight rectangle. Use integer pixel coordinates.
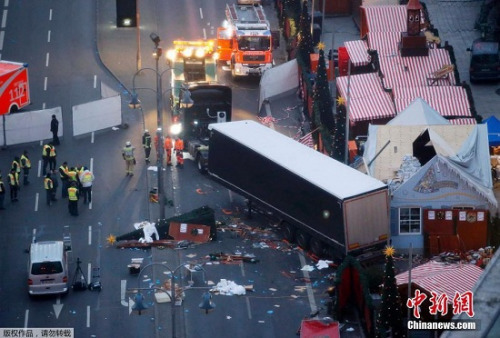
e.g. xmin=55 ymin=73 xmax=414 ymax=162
xmin=483 ymin=115 xmax=500 ymax=146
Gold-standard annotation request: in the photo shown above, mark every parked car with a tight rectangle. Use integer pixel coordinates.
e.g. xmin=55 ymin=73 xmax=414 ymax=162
xmin=467 ymin=39 xmax=500 ymax=82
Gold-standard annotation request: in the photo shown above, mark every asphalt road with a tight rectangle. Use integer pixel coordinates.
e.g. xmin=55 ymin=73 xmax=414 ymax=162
xmin=0 ymin=1 xmax=324 ymax=338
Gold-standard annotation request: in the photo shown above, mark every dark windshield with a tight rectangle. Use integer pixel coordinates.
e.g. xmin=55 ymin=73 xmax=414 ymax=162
xmin=472 ymin=53 xmax=499 ymax=64
xmin=237 ymin=36 xmax=270 ymax=51
xmin=31 ymin=262 xmax=63 ymax=275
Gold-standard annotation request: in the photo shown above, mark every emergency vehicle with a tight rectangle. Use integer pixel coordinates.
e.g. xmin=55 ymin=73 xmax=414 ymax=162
xmin=166 ymin=40 xmax=219 ymax=109
xmin=0 ymin=60 xmax=30 ymax=115
xmin=217 ymin=1 xmax=273 ymax=77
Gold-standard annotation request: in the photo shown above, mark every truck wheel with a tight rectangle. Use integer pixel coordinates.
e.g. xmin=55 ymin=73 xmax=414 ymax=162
xmin=296 ymin=230 xmax=310 ymax=250
xmin=281 ymin=222 xmax=295 ymax=242
xmin=310 ymin=237 xmax=325 ymax=257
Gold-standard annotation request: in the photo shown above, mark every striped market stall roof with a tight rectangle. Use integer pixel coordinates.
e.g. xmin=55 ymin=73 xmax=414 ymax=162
xmin=336 ymin=72 xmax=395 ymax=122
xmin=379 ymin=48 xmax=456 ymax=88
xmin=449 ymin=118 xmax=477 ymax=125
xmin=367 ymin=31 xmax=401 ymax=55
xmin=361 ymin=5 xmax=408 ymax=32
xmin=396 ymin=261 xmax=483 ymax=303
xmin=393 ymin=86 xmax=472 ymax=118
xmin=344 ymin=40 xmax=370 ymax=67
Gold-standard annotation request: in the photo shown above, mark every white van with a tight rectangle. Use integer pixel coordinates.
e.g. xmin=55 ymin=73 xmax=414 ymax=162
xmin=28 ymin=241 xmax=69 ymax=296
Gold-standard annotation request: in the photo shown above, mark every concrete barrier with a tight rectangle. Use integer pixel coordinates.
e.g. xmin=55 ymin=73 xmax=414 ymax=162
xmin=0 ymin=107 xmax=62 ymax=147
xmin=72 ymin=95 xmax=122 ymax=136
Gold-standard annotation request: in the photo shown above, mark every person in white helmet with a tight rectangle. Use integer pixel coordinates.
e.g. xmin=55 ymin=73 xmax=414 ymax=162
xmin=142 ymin=130 xmax=152 ymax=163
xmin=122 ymin=141 xmax=136 ymax=176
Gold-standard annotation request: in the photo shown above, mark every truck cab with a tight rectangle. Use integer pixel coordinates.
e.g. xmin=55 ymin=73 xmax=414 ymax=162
xmin=179 ymin=83 xmax=232 ymax=172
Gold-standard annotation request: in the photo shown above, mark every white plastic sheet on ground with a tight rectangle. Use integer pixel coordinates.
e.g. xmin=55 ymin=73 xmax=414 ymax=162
xmin=212 ymin=279 xmax=246 ymax=296
xmin=134 ymin=221 xmax=159 ymax=243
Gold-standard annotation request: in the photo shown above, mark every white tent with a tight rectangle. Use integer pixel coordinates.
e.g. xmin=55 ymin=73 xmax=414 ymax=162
xmin=387 ymin=98 xmax=451 ymax=126
xmin=258 ymin=59 xmax=299 ymax=113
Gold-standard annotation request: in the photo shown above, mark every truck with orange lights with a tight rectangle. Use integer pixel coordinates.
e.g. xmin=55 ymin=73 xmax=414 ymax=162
xmin=166 ymin=40 xmax=232 ymax=172
xmin=207 ymin=120 xmax=390 ymax=259
xmin=217 ymin=1 xmax=273 ymax=78
xmin=0 ymin=60 xmax=30 ymax=115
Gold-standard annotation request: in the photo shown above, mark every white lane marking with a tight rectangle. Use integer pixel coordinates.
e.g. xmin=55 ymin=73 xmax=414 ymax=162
xmin=49 ymin=8 xmax=52 ymax=21
xmin=53 ymin=296 xmax=63 ymax=319
xmin=87 ymin=263 xmax=91 ymax=286
xmin=93 ymin=75 xmax=97 ymax=88
xmin=42 ymin=103 xmax=46 ymax=109
xmin=1 ymin=9 xmax=7 ymax=28
xmin=91 ymin=131 xmax=94 ymax=144
xmin=246 ymin=297 xmax=252 ymax=319
xmin=0 ymin=31 xmax=5 ymax=50
xmin=5 ymin=0 xmax=9 ymax=9
xmin=203 ymin=28 xmax=207 ymax=40
xmin=86 ymin=305 xmax=90 ymax=327
xmin=34 ymin=193 xmax=39 ymax=212
xmin=88 ymin=225 xmax=92 ymax=245
xmin=298 ymin=252 xmax=318 ymax=313
xmin=47 ymin=30 xmax=51 ymax=43
xmin=37 ymin=159 xmax=41 ymax=177
xmin=24 ymin=309 xmax=28 ymax=328
xmin=44 ymin=77 xmax=48 ymax=91
xmin=121 ymin=280 xmax=128 ymax=306
xmin=199 ymin=8 xmax=203 ymax=19
xmin=32 ymin=228 xmax=36 ymax=243
xmin=45 ymin=53 xmax=49 ymax=67
xmin=239 ymin=261 xmax=245 ymax=277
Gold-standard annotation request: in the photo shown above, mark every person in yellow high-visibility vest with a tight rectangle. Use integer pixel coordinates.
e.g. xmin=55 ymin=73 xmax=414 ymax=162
xmin=67 ymin=181 xmax=79 ymax=216
xmin=44 ymin=173 xmax=54 ymax=206
xmin=42 ymin=143 xmax=51 ymax=175
xmin=8 ymin=168 xmax=19 ymax=202
xmin=48 ymin=143 xmax=57 ymax=171
xmin=20 ymin=150 xmax=31 ymax=185
xmin=122 ymin=141 xmax=136 ymax=176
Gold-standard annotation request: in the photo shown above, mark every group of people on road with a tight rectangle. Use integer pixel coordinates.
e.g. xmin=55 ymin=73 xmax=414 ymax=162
xmin=0 ymin=150 xmax=32 ymax=210
xmin=0 ymin=115 xmax=60 ymax=211
xmin=122 ymin=131 xmax=185 ymax=177
xmin=0 ymin=147 xmax=95 ymax=216
xmin=54 ymin=162 xmax=95 ymax=216
xmin=142 ymin=129 xmax=184 ymax=168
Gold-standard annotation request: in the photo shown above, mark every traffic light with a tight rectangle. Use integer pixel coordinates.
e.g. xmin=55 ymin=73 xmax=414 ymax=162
xmin=116 ymin=0 xmax=137 ymax=27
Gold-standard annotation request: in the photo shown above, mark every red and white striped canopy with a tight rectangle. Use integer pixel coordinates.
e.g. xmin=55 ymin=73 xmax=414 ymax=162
xmin=449 ymin=118 xmax=477 ymax=125
xmin=339 ymin=5 xmax=471 ymax=125
xmin=344 ymin=40 xmax=370 ymax=67
xmin=361 ymin=5 xmax=408 ymax=33
xmin=396 ymin=261 xmax=483 ymax=303
xmin=379 ymin=48 xmax=457 ymax=88
xmin=393 ymin=86 xmax=472 ymax=117
xmin=336 ymin=73 xmax=395 ymax=122
xmin=367 ymin=31 xmax=401 ymax=56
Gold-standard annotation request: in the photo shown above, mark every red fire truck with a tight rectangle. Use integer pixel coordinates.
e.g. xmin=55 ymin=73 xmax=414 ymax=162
xmin=0 ymin=60 xmax=30 ymax=115
xmin=217 ymin=1 xmax=273 ymax=78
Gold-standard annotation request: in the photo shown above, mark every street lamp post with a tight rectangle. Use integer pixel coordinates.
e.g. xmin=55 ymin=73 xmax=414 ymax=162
xmin=131 ymin=262 xmax=212 ymax=337
xmin=129 ymin=33 xmax=193 ymax=222
xmin=151 ymin=33 xmax=166 ymax=222
xmin=136 ymin=0 xmax=141 ymax=71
